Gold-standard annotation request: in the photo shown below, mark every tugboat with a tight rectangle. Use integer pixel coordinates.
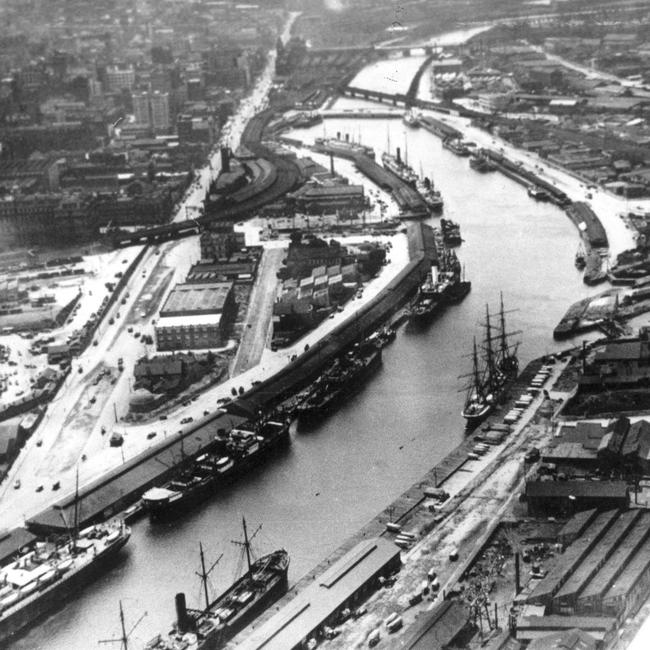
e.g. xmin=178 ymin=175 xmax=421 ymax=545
xmin=469 ymin=153 xmax=496 ymax=173
xmin=440 ymin=218 xmax=462 ymax=246
xmin=527 ymin=185 xmax=551 ymax=201
xmin=575 ymin=244 xmax=587 ymax=270
xmin=142 ymin=418 xmax=290 ymax=521
xmin=146 ymin=518 xmax=289 ymax=650
xmin=461 ymin=295 xmax=520 ymax=429
xmin=402 ymin=110 xmax=420 ymax=128
xmin=443 ymin=137 xmax=471 ymax=157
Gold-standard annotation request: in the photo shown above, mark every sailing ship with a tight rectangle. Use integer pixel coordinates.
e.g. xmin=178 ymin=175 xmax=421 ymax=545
xmin=461 ymin=295 xmax=520 ymax=428
xmin=146 ymin=518 xmax=289 ymax=650
xmin=0 ymin=472 xmax=131 ymax=644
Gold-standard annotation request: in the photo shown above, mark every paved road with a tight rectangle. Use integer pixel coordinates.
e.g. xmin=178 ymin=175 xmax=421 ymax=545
xmin=232 ymin=248 xmax=285 ymax=376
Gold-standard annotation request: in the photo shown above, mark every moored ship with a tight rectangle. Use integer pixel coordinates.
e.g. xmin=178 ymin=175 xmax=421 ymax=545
xmin=402 ymin=110 xmax=420 ymax=128
xmin=142 ymin=418 xmax=290 ymax=521
xmin=469 ymin=153 xmax=496 ymax=173
xmin=382 ymin=147 xmax=418 ymax=188
xmin=416 ymin=176 xmax=443 ymax=211
xmin=443 ymin=137 xmax=471 ymax=157
xmin=410 ymin=244 xmax=470 ymax=324
xmin=461 ymin=295 xmax=520 ymax=428
xmin=296 ymin=345 xmax=382 ymax=423
xmin=146 ymin=519 xmax=289 ymax=650
xmin=313 ymin=136 xmax=375 ymax=160
xmin=0 ymin=520 xmax=130 ymax=644
xmin=440 ymin=218 xmax=462 ymax=246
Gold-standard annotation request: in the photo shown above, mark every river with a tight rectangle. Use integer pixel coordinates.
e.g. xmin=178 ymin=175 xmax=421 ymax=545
xmin=13 ymin=53 xmax=603 ymax=650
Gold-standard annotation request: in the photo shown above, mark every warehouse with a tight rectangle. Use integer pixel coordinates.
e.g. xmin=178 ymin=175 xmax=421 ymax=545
xmin=527 ymin=510 xmax=619 ymax=609
xmin=525 ymin=480 xmax=628 ymax=517
xmin=236 ymin=538 xmax=401 ymax=650
xmin=155 ymin=282 xmax=236 ymax=351
xmin=552 ymin=510 xmax=640 ymax=614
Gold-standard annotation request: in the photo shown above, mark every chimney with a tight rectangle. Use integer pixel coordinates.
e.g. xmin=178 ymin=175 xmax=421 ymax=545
xmin=396 ymin=146 xmax=401 ymax=164
xmin=220 ymin=146 xmax=230 ymax=173
xmin=175 ymin=593 xmax=190 ymax=632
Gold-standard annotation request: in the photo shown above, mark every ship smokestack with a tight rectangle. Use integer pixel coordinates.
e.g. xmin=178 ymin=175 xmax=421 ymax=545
xmin=220 ymin=146 xmax=230 ymax=173
xmin=175 ymin=592 xmax=190 ymax=632
xmin=396 ymin=146 xmax=401 ymax=164
xmin=330 ymin=154 xmax=335 ymax=176
xmin=336 ymin=131 xmax=341 ymax=140
xmin=345 ymin=133 xmax=349 ymax=142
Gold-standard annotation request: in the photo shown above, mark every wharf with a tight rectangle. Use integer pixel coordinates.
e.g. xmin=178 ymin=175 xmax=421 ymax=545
xmin=229 ymin=358 xmax=546 ymax=647
xmin=23 ymin=223 xmax=435 ymax=537
xmin=311 ymin=141 xmax=429 ymax=218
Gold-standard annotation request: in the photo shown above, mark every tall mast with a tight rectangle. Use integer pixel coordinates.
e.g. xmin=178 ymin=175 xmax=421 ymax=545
xmin=195 ymin=542 xmax=223 ymax=611
xmin=242 ymin=517 xmax=252 ymax=574
xmin=200 ymin=543 xmax=210 ymax=611
xmin=386 ymin=125 xmax=391 ymax=155
xmin=232 ymin=517 xmax=262 ymax=576
xmin=119 ymin=601 xmax=128 ymax=650
xmin=484 ymin=304 xmax=496 ymax=388
xmin=404 ymin=131 xmax=408 ymax=166
xmin=73 ymin=465 xmax=80 ymax=543
xmin=499 ymin=292 xmax=509 ymax=363
xmin=472 ymin=337 xmax=483 ymax=397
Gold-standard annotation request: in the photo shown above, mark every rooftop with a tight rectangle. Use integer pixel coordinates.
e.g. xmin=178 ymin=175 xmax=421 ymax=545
xmin=160 ymin=282 xmax=233 ymax=317
xmin=237 ymin=538 xmax=400 ymax=650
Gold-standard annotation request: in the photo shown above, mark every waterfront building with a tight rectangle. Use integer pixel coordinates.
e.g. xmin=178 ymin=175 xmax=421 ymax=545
xmin=235 ymin=538 xmax=401 ymax=650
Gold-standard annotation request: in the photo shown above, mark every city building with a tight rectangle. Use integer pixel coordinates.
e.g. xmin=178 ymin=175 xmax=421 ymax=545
xmin=155 ymin=282 xmax=236 ymax=351
xmin=105 ymin=65 xmax=135 ymax=92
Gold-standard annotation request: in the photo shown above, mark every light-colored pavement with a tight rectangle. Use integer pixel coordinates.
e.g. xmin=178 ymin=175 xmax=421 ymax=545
xmin=232 ymin=248 xmax=284 ymax=376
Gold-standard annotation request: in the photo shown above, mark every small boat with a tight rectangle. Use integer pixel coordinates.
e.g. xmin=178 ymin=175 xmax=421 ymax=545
xmin=575 ymin=245 xmax=587 ymax=270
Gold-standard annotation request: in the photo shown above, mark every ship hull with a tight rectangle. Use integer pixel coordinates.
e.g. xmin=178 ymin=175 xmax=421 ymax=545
xmin=298 ymin=350 xmax=382 ymax=424
xmin=0 ymin=531 xmax=130 ymax=645
xmin=145 ymin=427 xmax=290 ymax=521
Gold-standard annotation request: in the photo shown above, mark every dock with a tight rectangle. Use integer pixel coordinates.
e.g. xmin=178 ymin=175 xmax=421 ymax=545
xmin=22 ymin=223 xmax=436 ymax=537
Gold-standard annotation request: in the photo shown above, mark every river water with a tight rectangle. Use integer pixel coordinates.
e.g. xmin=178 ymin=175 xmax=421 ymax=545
xmin=14 ymin=58 xmax=603 ymax=650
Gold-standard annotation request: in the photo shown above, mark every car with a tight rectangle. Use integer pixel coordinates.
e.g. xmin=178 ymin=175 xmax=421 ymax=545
xmin=93 ymin=340 xmax=98 ymax=346
xmin=180 ymin=417 xmax=194 ymax=425
xmin=147 ymin=432 xmax=157 ymax=440
xmin=89 ymin=396 xmax=96 ymax=404
xmin=127 ymin=327 xmax=133 ymax=333
xmin=159 ymin=414 xmax=167 ymax=420
xmin=203 ymin=409 xmax=210 ymax=416
xmin=52 ymin=481 xmax=60 ymax=490
xmin=525 ymin=448 xmax=541 ymax=463
xmin=13 ymin=479 xmax=20 ymax=489
xmin=36 ymin=485 xmax=43 ymax=492
xmin=36 ymin=439 xmax=43 ymax=447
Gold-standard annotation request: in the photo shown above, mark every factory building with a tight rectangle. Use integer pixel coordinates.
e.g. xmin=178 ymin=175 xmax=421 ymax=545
xmin=525 ymin=509 xmax=650 ymax=624
xmin=155 ymin=282 xmax=236 ymax=351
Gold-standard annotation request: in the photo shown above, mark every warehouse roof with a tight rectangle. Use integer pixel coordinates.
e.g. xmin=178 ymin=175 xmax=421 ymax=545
xmin=526 ymin=480 xmax=628 ymax=499
xmin=160 ymin=282 xmax=232 ymax=317
xmin=237 ymin=538 xmax=400 ymax=650
xmin=400 ymin=600 xmax=470 ymax=649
